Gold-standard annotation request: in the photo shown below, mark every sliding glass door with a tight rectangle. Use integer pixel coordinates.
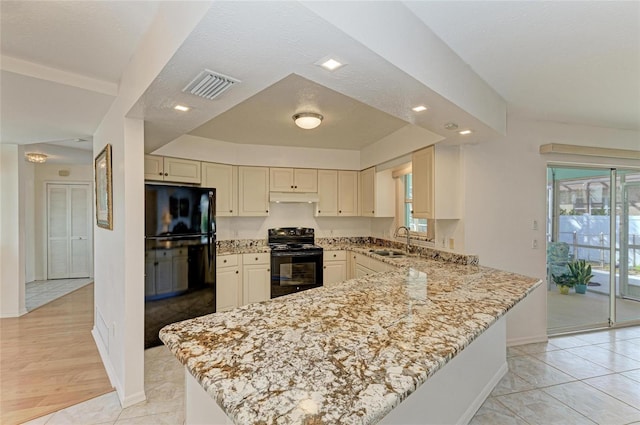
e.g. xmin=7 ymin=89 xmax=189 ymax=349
xmin=616 ymin=171 xmax=640 ymax=323
xmin=547 ymin=166 xmax=640 ymax=334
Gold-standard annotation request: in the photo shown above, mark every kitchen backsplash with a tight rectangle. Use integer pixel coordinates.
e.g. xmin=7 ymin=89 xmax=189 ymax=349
xmin=217 ymin=236 xmax=478 ymax=266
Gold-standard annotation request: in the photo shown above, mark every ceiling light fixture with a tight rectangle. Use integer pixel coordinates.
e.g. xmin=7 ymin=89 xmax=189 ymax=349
xmin=174 ymin=104 xmax=191 ymax=112
xmin=412 ymin=105 xmax=428 ymax=112
xmin=293 ymin=112 xmax=323 ymax=130
xmin=444 ymin=122 xmax=459 ymax=131
xmin=25 ymin=153 xmax=47 ymax=163
xmin=459 ymin=130 xmax=473 ymax=135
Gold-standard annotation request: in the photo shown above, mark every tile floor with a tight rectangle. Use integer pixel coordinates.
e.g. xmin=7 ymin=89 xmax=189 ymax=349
xmin=26 ymin=278 xmax=93 ymax=311
xmin=24 ymin=326 xmax=640 ymax=425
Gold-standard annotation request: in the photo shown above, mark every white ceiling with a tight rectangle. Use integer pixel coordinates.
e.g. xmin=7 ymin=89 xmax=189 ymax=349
xmin=1 ymin=1 xmax=638 ymax=164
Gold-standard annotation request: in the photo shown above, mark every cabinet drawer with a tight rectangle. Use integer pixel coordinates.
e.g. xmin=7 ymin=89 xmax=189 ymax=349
xmin=217 ymin=254 xmax=238 ymax=268
xmin=324 ymin=250 xmax=346 ymax=261
xmin=243 ymin=252 xmax=270 ymax=265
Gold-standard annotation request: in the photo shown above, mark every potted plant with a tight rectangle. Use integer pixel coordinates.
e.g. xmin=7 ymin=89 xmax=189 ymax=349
xmin=568 ymin=259 xmax=593 ymax=294
xmin=552 ymin=272 xmax=574 ymax=295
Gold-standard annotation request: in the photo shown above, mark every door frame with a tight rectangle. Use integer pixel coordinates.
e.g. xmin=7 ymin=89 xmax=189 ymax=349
xmin=44 ymin=181 xmax=94 ymax=280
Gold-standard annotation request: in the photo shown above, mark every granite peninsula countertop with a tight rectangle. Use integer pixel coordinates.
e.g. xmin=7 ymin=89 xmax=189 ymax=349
xmin=160 ymin=244 xmax=541 ymax=425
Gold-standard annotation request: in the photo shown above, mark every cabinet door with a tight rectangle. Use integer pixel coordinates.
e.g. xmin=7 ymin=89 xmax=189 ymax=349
xmin=144 ymin=155 xmax=164 ymax=181
xmin=164 ymin=157 xmax=201 ymax=184
xmin=355 ymin=264 xmax=374 ymax=278
xmin=145 ymin=255 xmax=156 ymax=297
xmin=172 ymin=249 xmax=189 ymax=291
xmin=216 ymin=266 xmax=241 ymax=312
xmin=412 ymin=146 xmax=435 ymax=219
xmin=202 ymin=162 xmax=237 ymax=217
xmin=316 ymin=170 xmax=338 ymax=216
xmin=239 ymin=166 xmax=270 ymax=216
xmin=337 ymin=170 xmax=358 ymax=216
xmin=294 ymin=169 xmax=318 ymax=192
xmin=156 ymin=252 xmax=173 ymax=295
xmin=243 ymin=264 xmax=270 ymax=304
xmin=359 ymin=167 xmax=375 ymax=217
xmin=323 ymin=261 xmax=346 ymax=288
xmin=269 ymin=168 xmax=294 ymax=192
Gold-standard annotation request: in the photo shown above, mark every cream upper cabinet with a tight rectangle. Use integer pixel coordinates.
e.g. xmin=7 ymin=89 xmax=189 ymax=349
xmin=269 ymin=168 xmax=317 ymax=192
xmin=144 ymin=155 xmax=164 ymax=180
xmin=202 ymin=162 xmax=237 ymax=217
xmin=238 ymin=166 xmax=270 ymax=216
xmin=412 ymin=145 xmax=460 ymax=219
xmin=316 ymin=170 xmax=338 ymax=216
xmin=359 ymin=167 xmax=395 ymax=218
xmin=337 ymin=170 xmax=358 ymax=216
xmin=144 ymin=155 xmax=201 ymax=184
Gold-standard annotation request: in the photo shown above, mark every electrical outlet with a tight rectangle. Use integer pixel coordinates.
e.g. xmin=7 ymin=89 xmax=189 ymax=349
xmin=532 ymin=220 xmax=539 ymax=230
xmin=532 ymin=239 xmax=538 ymax=249
xmin=449 ymin=238 xmax=455 ymax=250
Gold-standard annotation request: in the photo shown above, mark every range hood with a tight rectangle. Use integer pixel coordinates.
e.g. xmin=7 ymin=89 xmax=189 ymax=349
xmin=269 ymin=192 xmax=320 ymax=203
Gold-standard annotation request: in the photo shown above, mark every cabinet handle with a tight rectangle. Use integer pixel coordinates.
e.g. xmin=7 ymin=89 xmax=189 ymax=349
xmin=294 ymin=185 xmax=297 ymax=188
xmin=223 ymin=259 xmax=227 ymax=263
xmin=339 ymin=210 xmax=342 ymax=213
xmin=290 ymin=185 xmax=294 ymax=188
xmin=318 ymin=210 xmax=321 ymax=213
xmin=267 ymin=269 xmax=270 ymax=272
xmin=371 ymin=210 xmax=374 ymax=213
xmin=255 ymin=257 xmax=258 ymax=261
xmin=158 ymin=172 xmax=163 ymax=176
xmin=235 ymin=270 xmax=239 ymax=274
xmin=164 ymin=172 xmax=168 ymax=176
xmin=230 ymin=210 xmax=233 ymax=213
xmin=324 ymin=266 xmax=326 ymax=269
xmin=333 ymin=254 xmax=337 ymax=257
xmin=266 ymin=210 xmax=269 ymax=213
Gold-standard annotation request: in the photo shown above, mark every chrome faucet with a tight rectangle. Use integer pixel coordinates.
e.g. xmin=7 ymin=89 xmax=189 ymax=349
xmin=394 ymin=226 xmax=411 ymax=252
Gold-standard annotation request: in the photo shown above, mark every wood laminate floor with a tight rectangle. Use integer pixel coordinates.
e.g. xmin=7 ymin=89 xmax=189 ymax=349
xmin=0 ymin=284 xmax=113 ymax=425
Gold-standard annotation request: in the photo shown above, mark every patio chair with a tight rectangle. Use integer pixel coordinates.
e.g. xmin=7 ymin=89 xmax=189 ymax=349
xmin=547 ymin=241 xmax=570 ymax=289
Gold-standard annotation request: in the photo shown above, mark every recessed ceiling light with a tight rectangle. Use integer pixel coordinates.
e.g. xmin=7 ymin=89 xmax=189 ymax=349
xmin=412 ymin=105 xmax=428 ymax=112
xmin=459 ymin=130 xmax=473 ymax=135
xmin=174 ymin=104 xmax=190 ymax=112
xmin=318 ymin=58 xmax=345 ymax=71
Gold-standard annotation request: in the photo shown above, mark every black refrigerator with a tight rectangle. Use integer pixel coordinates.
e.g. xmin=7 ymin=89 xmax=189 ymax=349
xmin=144 ymin=184 xmax=216 ymax=348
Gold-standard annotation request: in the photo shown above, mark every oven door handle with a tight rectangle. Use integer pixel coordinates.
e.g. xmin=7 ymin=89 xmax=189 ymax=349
xmin=270 ymin=251 xmax=323 ymax=258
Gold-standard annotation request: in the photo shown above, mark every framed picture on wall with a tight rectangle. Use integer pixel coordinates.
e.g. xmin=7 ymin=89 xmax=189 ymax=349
xmin=95 ymin=143 xmax=113 ymax=230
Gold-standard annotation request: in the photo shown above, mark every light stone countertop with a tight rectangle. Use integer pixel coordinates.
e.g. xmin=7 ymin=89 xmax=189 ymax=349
xmin=160 ymin=244 xmax=541 ymax=425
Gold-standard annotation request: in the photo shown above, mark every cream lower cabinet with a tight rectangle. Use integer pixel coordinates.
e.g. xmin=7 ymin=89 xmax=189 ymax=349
xmin=352 ymin=252 xmax=393 ymax=278
xmin=238 ymin=166 xmax=270 ymax=216
xmin=242 ymin=253 xmax=271 ymax=304
xmin=216 ymin=254 xmax=241 ymax=312
xmin=323 ymin=250 xmax=347 ymax=288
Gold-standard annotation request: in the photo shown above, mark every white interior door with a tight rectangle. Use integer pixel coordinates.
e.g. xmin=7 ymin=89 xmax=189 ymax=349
xmin=47 ymin=184 xmax=92 ymax=279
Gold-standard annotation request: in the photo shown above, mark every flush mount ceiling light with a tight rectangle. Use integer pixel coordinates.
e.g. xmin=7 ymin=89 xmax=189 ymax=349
xmin=459 ymin=129 xmax=473 ymax=135
xmin=412 ymin=105 xmax=428 ymax=112
xmin=174 ymin=104 xmax=191 ymax=112
xmin=293 ymin=112 xmax=323 ymax=130
xmin=25 ymin=152 xmax=47 ymax=163
xmin=444 ymin=122 xmax=459 ymax=131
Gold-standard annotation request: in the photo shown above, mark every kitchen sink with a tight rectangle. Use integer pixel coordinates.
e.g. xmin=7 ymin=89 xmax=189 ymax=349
xmin=370 ymin=249 xmax=406 ymax=257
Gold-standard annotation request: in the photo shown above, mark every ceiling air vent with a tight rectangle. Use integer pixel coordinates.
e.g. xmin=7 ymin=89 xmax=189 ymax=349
xmin=182 ymin=69 xmax=240 ymax=100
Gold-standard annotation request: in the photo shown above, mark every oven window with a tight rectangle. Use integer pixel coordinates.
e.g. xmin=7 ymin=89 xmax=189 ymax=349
xmin=274 ymin=260 xmax=318 ymax=286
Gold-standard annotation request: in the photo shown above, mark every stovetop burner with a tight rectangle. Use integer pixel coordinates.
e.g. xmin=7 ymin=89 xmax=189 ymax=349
xmin=267 ymin=228 xmax=322 ymax=252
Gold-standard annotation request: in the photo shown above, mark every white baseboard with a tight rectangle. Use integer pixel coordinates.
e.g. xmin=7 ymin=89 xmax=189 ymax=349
xmin=459 ymin=362 xmax=508 ymax=425
xmin=91 ymin=327 xmax=119 ymax=393
xmin=507 ymin=333 xmax=548 ymax=347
